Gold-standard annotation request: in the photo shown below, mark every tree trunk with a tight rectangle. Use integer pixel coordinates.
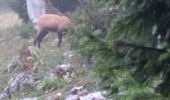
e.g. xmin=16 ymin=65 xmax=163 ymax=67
xmin=26 ymin=0 xmax=46 ymax=24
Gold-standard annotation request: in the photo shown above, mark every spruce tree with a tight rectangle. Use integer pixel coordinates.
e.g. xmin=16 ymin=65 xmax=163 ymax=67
xmin=80 ymin=0 xmax=170 ymax=99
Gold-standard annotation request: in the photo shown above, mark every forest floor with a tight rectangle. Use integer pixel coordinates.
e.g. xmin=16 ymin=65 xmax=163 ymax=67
xmin=0 ymin=2 xmax=105 ymax=100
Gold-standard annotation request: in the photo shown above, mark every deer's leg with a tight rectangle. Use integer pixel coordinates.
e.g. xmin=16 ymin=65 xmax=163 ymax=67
xmin=57 ymin=32 xmax=63 ymax=48
xmin=34 ymin=27 xmax=44 ymax=46
xmin=34 ymin=29 xmax=41 ymax=46
xmin=36 ymin=29 xmax=49 ymax=48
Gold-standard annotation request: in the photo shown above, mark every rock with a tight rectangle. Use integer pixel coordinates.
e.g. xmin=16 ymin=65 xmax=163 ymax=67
xmin=70 ymin=86 xmax=88 ymax=96
xmin=22 ymin=97 xmax=37 ymax=100
xmin=56 ymin=92 xmax=62 ymax=97
xmin=65 ymin=86 xmax=107 ymax=100
xmin=79 ymin=91 xmax=106 ymax=100
xmin=47 ymin=64 xmax=73 ymax=80
xmin=0 ymin=72 xmax=35 ymax=99
xmin=70 ymin=86 xmax=84 ymax=94
xmin=64 ymin=51 xmax=74 ymax=58
xmin=46 ymin=93 xmax=62 ymax=100
xmin=51 ymin=39 xmax=59 ymax=47
xmin=65 ymin=95 xmax=79 ymax=100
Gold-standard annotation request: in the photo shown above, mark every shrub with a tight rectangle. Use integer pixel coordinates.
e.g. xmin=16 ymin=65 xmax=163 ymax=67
xmin=37 ymin=78 xmax=67 ymax=93
xmin=18 ymin=23 xmax=35 ymax=39
xmin=68 ymin=1 xmax=114 ymax=64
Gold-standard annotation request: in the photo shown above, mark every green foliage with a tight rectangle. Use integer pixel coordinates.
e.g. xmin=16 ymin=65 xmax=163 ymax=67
xmin=157 ymin=49 xmax=170 ymax=62
xmin=18 ymin=23 xmax=35 ymax=39
xmin=37 ymin=78 xmax=67 ymax=93
xmin=6 ymin=0 xmax=29 ymax=22
xmin=121 ymin=87 xmax=161 ymax=100
xmin=69 ymin=0 xmax=113 ymax=52
xmin=73 ymin=0 xmax=170 ymax=99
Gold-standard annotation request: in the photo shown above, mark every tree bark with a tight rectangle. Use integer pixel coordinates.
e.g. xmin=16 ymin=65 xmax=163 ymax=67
xmin=26 ymin=0 xmax=46 ymax=24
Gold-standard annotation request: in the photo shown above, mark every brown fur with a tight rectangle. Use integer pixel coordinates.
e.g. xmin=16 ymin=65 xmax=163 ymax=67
xmin=34 ymin=14 xmax=71 ymax=48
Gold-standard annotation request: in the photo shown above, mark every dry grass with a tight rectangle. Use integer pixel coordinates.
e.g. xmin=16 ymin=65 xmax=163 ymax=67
xmin=0 ymin=12 xmax=24 ymax=64
xmin=0 ymin=12 xmax=22 ymax=30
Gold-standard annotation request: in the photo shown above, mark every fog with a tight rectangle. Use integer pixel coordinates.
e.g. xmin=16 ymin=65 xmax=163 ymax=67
xmin=0 ymin=0 xmax=10 ymax=14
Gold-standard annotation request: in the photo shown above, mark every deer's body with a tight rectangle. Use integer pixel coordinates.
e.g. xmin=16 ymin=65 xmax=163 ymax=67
xmin=34 ymin=14 xmax=71 ymax=48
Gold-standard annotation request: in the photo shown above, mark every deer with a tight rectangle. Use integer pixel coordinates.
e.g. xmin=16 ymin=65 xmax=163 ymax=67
xmin=34 ymin=14 xmax=72 ymax=48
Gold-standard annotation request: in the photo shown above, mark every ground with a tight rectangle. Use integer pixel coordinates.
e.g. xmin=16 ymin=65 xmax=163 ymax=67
xmin=0 ymin=1 xmax=102 ymax=100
